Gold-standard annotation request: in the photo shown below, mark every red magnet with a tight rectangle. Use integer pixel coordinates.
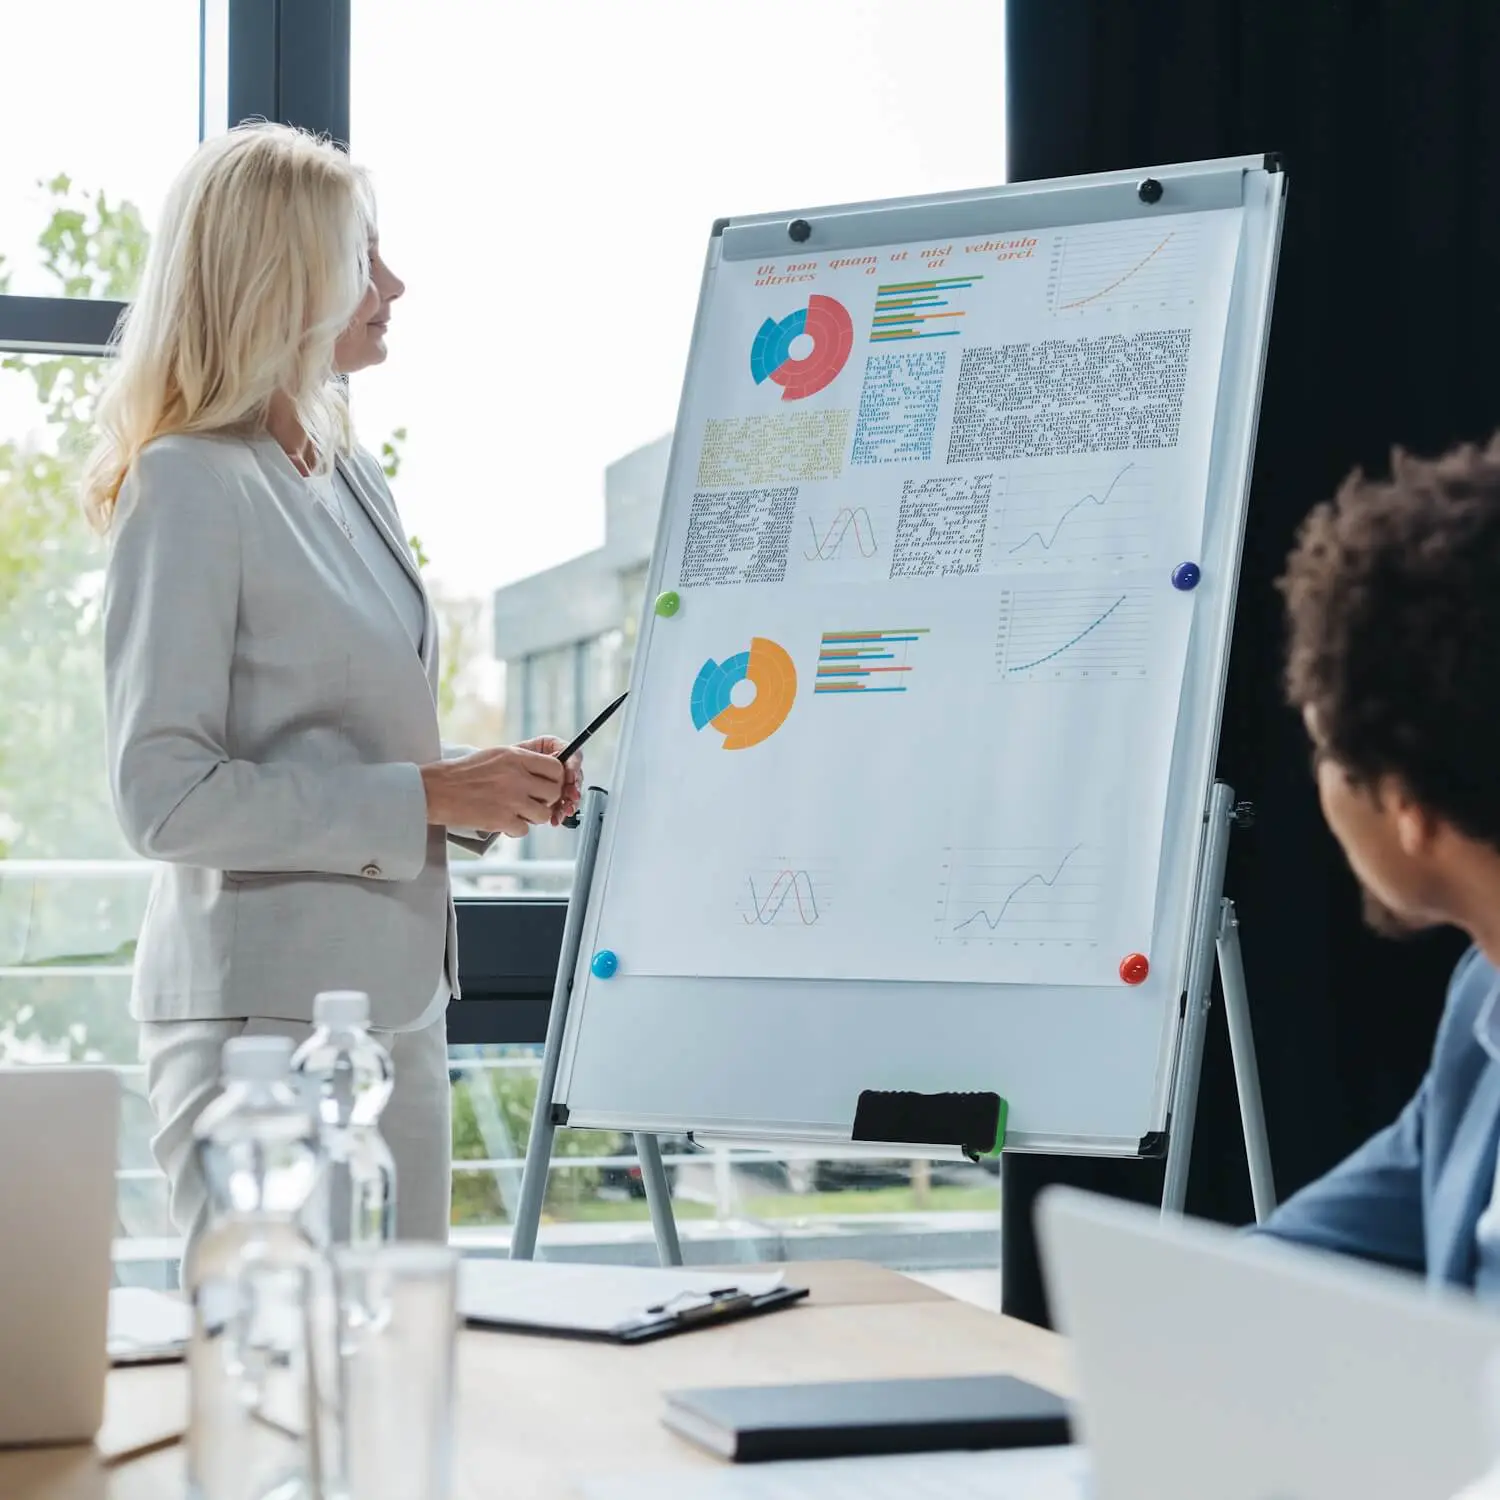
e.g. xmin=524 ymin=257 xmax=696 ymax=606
xmin=1119 ymin=952 xmax=1150 ymax=985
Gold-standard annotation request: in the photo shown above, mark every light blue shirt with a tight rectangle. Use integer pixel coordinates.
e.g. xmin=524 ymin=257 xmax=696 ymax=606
xmin=1472 ymin=988 xmax=1500 ymax=1296
xmin=1257 ymin=948 xmax=1500 ymax=1290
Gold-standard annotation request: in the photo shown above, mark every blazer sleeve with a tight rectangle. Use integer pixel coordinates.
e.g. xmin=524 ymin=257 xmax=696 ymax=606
xmin=1251 ymin=1079 xmax=1429 ymax=1274
xmin=104 ymin=442 xmax=430 ymax=880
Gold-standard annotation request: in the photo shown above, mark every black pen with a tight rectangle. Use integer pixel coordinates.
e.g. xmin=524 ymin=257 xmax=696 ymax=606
xmin=557 ymin=690 xmax=628 ymax=764
xmin=557 ymin=691 xmax=628 ymax=827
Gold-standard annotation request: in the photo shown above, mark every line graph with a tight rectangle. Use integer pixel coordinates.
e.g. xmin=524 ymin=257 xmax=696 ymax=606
xmin=996 ymin=460 xmax=1155 ymax=567
xmin=995 ymin=587 xmax=1150 ymax=682
xmin=1046 ymin=221 xmax=1203 ymax=317
xmin=804 ymin=506 xmax=879 ymax=561
xmin=738 ymin=864 xmax=828 ymax=927
xmin=937 ymin=845 xmax=1103 ymax=945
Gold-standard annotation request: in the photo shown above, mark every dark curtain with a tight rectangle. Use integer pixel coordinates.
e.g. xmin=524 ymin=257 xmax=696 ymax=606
xmin=1001 ymin=0 xmax=1497 ymax=1325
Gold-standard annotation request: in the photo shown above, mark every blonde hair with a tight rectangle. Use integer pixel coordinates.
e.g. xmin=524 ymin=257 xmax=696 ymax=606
xmin=82 ymin=122 xmax=375 ymax=531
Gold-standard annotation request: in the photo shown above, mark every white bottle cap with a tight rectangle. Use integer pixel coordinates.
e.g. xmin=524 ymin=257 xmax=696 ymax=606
xmin=221 ymin=1035 xmax=294 ymax=1083
xmin=313 ymin=990 xmax=370 ymax=1028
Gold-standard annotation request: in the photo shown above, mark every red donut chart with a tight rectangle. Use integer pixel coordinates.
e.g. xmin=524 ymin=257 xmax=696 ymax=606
xmin=750 ymin=295 xmax=855 ymax=402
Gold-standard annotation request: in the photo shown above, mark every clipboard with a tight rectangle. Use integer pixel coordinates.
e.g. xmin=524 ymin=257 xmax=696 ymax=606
xmin=458 ymin=1261 xmax=809 ymax=1344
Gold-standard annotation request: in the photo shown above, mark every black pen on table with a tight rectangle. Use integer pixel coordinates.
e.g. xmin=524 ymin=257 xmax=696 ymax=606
xmin=557 ymin=691 xmax=628 ymax=828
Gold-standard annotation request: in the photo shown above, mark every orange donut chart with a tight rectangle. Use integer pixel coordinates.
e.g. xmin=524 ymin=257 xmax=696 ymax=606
xmin=690 ymin=636 xmax=798 ymax=750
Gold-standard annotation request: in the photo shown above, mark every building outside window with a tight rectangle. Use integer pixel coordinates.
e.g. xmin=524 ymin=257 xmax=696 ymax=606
xmin=491 ymin=438 xmax=668 ymax=869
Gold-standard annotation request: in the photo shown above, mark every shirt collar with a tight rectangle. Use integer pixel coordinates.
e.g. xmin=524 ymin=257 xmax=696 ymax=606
xmin=1475 ymin=980 xmax=1500 ymax=1065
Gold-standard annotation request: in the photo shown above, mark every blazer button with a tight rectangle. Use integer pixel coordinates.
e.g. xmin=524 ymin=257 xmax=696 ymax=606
xmin=361 ymin=862 xmax=382 ymax=879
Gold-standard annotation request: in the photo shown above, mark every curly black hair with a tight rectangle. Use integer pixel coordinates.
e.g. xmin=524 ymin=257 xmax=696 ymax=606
xmin=1279 ymin=436 xmax=1500 ymax=849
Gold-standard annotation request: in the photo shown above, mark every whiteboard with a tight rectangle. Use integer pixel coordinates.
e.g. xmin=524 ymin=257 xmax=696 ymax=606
xmin=554 ymin=157 xmax=1286 ymax=1156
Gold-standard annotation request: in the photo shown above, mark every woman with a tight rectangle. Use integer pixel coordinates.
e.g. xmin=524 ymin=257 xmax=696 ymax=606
xmin=87 ymin=123 xmax=579 ymax=1252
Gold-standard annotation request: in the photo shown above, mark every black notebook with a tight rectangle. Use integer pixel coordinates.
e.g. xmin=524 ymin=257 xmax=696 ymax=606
xmin=662 ymin=1373 xmax=1071 ymax=1463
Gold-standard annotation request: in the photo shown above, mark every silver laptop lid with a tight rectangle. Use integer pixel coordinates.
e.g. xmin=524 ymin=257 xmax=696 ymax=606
xmin=0 ymin=1066 xmax=118 ymax=1447
xmin=1038 ymin=1186 xmax=1500 ymax=1500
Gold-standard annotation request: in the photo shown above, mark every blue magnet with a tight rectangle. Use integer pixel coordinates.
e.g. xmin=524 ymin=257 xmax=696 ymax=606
xmin=591 ymin=949 xmax=619 ymax=980
xmin=1171 ymin=561 xmax=1202 ymax=591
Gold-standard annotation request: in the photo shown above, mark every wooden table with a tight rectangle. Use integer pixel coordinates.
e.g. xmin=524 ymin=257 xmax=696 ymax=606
xmin=2 ymin=1262 xmax=1068 ymax=1500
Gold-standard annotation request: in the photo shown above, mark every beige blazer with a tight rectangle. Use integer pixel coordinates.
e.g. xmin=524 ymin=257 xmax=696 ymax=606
xmin=104 ymin=432 xmax=490 ymax=1028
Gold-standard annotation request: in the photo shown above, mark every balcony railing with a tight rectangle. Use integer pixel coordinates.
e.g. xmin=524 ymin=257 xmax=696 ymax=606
xmin=2 ymin=857 xmax=1002 ymax=1280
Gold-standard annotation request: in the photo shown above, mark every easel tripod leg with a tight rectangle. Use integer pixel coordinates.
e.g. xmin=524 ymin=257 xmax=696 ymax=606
xmin=510 ymin=1107 xmax=553 ymax=1261
xmin=1161 ymin=784 xmax=1236 ymax=1215
xmin=635 ymin=1132 xmax=684 ymax=1266
xmin=511 ymin=787 xmax=610 ymax=1260
xmin=1216 ymin=900 xmax=1277 ymax=1221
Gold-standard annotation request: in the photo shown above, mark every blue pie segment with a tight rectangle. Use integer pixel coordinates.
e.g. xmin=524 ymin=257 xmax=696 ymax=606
xmin=691 ymin=650 xmax=750 ymax=729
xmin=750 ymin=308 xmax=808 ymax=385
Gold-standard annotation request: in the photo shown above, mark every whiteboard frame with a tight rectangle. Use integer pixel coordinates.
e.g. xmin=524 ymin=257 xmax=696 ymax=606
xmin=551 ymin=156 xmax=1287 ymax=1157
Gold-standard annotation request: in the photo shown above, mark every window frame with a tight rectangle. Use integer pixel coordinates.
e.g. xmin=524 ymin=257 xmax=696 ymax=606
xmin=0 ymin=0 xmax=350 ymax=351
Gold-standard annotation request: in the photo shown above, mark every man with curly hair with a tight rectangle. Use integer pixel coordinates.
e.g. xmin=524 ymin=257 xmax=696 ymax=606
xmin=1264 ymin=436 xmax=1500 ymax=1291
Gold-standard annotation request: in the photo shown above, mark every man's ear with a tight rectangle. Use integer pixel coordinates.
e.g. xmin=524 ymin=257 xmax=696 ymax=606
xmin=1392 ymin=781 xmax=1442 ymax=856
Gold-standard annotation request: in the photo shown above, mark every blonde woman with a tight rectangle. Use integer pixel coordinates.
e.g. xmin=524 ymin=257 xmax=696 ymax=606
xmin=89 ymin=123 xmax=580 ymax=1254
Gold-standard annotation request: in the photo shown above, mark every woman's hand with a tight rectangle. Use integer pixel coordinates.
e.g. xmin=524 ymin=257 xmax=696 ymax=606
xmin=419 ymin=746 xmax=566 ymax=837
xmin=517 ymin=736 xmax=583 ymax=826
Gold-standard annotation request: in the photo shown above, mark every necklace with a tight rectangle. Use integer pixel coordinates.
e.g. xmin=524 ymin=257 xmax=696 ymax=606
xmin=313 ymin=471 xmax=356 ymax=541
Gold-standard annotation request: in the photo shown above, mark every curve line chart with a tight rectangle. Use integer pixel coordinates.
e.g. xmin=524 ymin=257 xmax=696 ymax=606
xmin=1047 ymin=221 xmax=1203 ymax=317
xmin=805 ymin=506 xmax=879 ymax=561
xmin=737 ymin=864 xmax=829 ymax=927
xmin=998 ymin=460 xmax=1155 ymax=567
xmin=994 ymin=587 xmax=1150 ymax=682
xmin=937 ymin=845 xmax=1103 ymax=945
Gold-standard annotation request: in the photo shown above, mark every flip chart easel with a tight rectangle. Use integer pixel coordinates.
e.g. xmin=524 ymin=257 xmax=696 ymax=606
xmin=510 ymin=155 xmax=1287 ymax=1261
xmin=510 ymin=778 xmax=1275 ymax=1262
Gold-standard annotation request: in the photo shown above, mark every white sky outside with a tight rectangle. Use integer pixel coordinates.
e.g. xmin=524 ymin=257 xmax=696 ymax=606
xmin=1 ymin=0 xmax=1006 ymax=599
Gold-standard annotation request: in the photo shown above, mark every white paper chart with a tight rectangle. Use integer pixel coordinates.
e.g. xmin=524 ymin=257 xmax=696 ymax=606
xmin=591 ymin=208 xmax=1243 ymax=988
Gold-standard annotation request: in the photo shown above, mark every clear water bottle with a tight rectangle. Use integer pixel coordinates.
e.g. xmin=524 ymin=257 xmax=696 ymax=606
xmin=186 ymin=1035 xmax=330 ymax=1500
xmin=291 ymin=991 xmax=396 ymax=1248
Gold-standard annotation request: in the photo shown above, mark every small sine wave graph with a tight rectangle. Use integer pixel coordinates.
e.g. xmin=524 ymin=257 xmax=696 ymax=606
xmin=937 ymin=845 xmax=1103 ymax=945
xmin=995 ymin=587 xmax=1150 ymax=683
xmin=999 ymin=461 xmax=1155 ymax=567
xmin=1046 ymin=221 xmax=1203 ymax=317
xmin=738 ymin=865 xmax=827 ymax=927
xmin=805 ymin=506 xmax=879 ymax=561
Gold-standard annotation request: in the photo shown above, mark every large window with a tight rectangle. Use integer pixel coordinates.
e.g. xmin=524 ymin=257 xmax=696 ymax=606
xmin=0 ymin=2 xmax=363 ymax=1279
xmin=352 ymin=1 xmax=1008 ymax=1272
xmin=0 ymin=2 xmax=1008 ymax=1281
xmin=0 ymin=2 xmax=201 ymax=296
xmin=0 ymin=2 xmax=208 ymax=1262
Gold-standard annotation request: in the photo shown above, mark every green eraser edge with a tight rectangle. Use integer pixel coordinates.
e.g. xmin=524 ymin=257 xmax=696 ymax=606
xmin=985 ymin=1096 xmax=1009 ymax=1157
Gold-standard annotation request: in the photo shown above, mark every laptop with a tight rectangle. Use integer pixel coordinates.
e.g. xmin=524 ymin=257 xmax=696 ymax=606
xmin=1038 ymin=1187 xmax=1500 ymax=1500
xmin=0 ymin=1066 xmax=119 ymax=1447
